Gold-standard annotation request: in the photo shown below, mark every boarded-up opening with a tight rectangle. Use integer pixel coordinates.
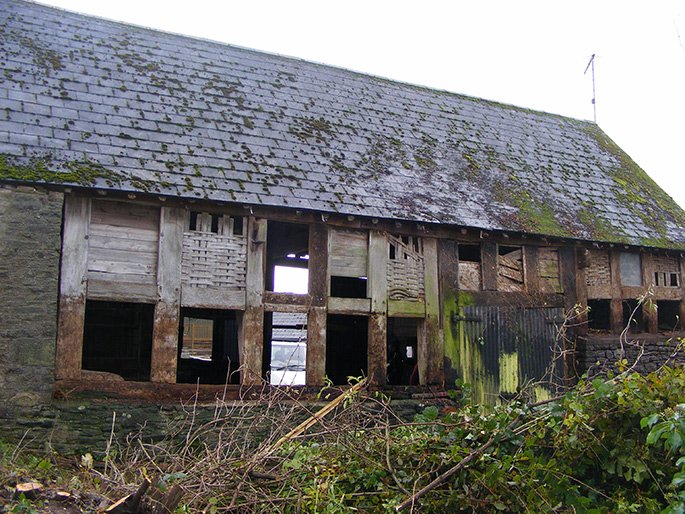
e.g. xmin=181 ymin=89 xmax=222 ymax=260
xmin=82 ymin=300 xmax=154 ymax=381
xmin=623 ymin=299 xmax=645 ymax=332
xmin=263 ymin=312 xmax=307 ymax=386
xmin=657 ymin=301 xmax=681 ymax=331
xmin=497 ymin=246 xmax=524 ymax=292
xmin=539 ymin=248 xmax=562 ymax=293
xmin=587 ymin=299 xmax=611 ymax=331
xmin=619 ymin=253 xmax=642 ymax=287
xmin=458 ymin=243 xmax=481 ymax=291
xmin=326 ymin=314 xmax=368 ymax=385
xmin=329 ymin=228 xmax=368 ymax=298
xmin=266 ymin=221 xmax=309 ymax=293
xmin=177 ymin=308 xmax=240 ymax=384
xmin=387 ymin=318 xmax=418 ymax=385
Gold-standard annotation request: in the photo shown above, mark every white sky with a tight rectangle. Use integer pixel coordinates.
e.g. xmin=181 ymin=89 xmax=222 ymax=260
xmin=38 ymin=0 xmax=685 ymax=209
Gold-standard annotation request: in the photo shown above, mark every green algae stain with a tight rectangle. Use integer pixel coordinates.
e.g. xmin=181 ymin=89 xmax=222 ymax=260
xmin=498 ymin=352 xmax=519 ymax=394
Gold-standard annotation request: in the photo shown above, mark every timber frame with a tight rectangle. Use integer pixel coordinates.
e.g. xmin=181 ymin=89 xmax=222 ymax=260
xmin=52 ymin=190 xmax=685 ymax=400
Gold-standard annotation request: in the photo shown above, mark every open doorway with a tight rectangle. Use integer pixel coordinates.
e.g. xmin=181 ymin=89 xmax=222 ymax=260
xmin=326 ymin=315 xmax=368 ymax=385
xmin=263 ymin=311 xmax=307 ymax=386
xmin=82 ymin=300 xmax=154 ymax=381
xmin=387 ymin=318 xmax=419 ymax=385
xmin=177 ymin=308 xmax=240 ymax=384
xmin=266 ymin=221 xmax=309 ymax=294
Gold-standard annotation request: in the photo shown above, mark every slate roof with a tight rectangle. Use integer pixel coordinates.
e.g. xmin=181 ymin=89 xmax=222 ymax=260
xmin=1 ymin=0 xmax=684 ymax=249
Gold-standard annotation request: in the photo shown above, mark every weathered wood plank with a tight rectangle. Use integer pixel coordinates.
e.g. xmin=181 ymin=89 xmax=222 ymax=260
xmin=90 ymin=200 xmax=159 ymax=230
xmin=87 ymin=270 xmax=156 ymax=285
xmin=242 ymin=217 xmax=266 ymax=385
xmin=88 ymin=224 xmax=159 ymax=241
xmin=423 ymin=237 xmax=442 ymax=386
xmin=150 ymin=207 xmax=183 ymax=383
xmin=327 ymin=297 xmax=371 ymax=314
xmin=55 ymin=196 xmax=90 ymax=380
xmin=329 ymin=228 xmax=368 ymax=278
xmin=181 ymin=285 xmax=245 ymax=310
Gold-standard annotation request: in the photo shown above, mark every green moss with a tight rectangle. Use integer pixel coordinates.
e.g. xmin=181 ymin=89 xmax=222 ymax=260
xmin=0 ymin=154 xmax=122 ymax=186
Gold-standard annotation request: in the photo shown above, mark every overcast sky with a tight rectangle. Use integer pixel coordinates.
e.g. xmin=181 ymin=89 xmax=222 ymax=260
xmin=37 ymin=0 xmax=685 ymax=210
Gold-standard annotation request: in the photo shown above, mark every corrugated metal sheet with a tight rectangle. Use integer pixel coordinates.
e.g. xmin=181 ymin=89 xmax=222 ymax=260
xmin=454 ymin=306 xmax=564 ymax=402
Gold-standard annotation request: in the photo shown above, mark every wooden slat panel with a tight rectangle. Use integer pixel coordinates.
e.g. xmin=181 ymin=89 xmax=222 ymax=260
xmin=88 ymin=234 xmax=158 ymax=253
xmin=89 ymin=224 xmax=159 ymax=241
xmin=90 ymin=200 xmax=159 ymax=230
xmin=329 ymin=228 xmax=368 ymax=277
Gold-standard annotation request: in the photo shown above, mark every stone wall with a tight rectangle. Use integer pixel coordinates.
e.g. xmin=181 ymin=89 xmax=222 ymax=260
xmin=578 ymin=333 xmax=685 ymax=377
xmin=0 ymin=187 xmax=63 ymax=414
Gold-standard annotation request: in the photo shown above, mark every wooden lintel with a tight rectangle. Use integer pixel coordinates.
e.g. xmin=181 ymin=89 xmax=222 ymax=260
xmin=150 ymin=207 xmax=184 ymax=383
xmin=327 ymin=296 xmax=371 ymax=314
xmin=55 ymin=196 xmax=90 ymax=380
xmin=181 ymin=286 xmax=246 ymax=310
xmin=263 ymin=291 xmax=311 ymax=306
xmin=388 ymin=300 xmax=426 ymax=318
xmin=263 ymin=302 xmax=309 ymax=313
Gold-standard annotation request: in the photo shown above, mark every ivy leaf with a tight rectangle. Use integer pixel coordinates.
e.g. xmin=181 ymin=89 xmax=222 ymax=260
xmin=641 ymin=413 xmax=660 ymax=429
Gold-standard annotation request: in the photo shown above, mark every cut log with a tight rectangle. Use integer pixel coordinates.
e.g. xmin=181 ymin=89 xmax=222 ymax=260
xmin=14 ymin=482 xmax=43 ymax=500
xmin=105 ymin=478 xmax=150 ymax=514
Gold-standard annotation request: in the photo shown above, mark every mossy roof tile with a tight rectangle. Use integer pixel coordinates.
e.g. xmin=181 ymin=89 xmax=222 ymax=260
xmin=1 ymin=0 xmax=684 ymax=249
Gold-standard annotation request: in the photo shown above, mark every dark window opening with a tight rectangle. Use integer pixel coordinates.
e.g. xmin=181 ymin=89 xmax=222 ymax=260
xmin=387 ymin=318 xmax=419 ymax=385
xmin=330 ymin=276 xmax=367 ymax=298
xmin=326 ymin=315 xmax=368 ymax=385
xmin=177 ymin=308 xmax=240 ymax=384
xmin=82 ymin=300 xmax=154 ymax=381
xmin=498 ymin=245 xmax=519 ymax=256
xmin=263 ymin=312 xmax=307 ymax=385
xmin=656 ymin=271 xmax=681 ymax=288
xmin=657 ymin=301 xmax=681 ymax=331
xmin=671 ymin=273 xmax=680 ymax=287
xmin=623 ymin=299 xmax=645 ymax=333
xmin=458 ymin=244 xmax=481 ymax=262
xmin=587 ymin=299 xmax=611 ymax=331
xmin=266 ymin=221 xmax=309 ymax=293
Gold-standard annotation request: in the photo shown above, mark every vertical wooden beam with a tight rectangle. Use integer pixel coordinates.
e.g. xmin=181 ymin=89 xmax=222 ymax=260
xmin=55 ymin=196 xmax=90 ymax=380
xmin=150 ymin=207 xmax=184 ymax=383
xmin=242 ymin=217 xmax=266 ymax=385
xmin=423 ymin=237 xmax=443 ymax=386
xmin=524 ymin=245 xmax=540 ymax=293
xmin=575 ymin=248 xmax=589 ymax=338
xmin=641 ymin=252 xmax=658 ymax=334
xmin=306 ymin=223 xmax=328 ymax=386
xmin=438 ymin=240 xmax=460 ymax=386
xmin=367 ymin=230 xmax=387 ymax=385
xmin=609 ymin=250 xmax=624 ymax=333
xmin=559 ymin=247 xmax=577 ymax=311
xmin=481 ymin=242 xmax=498 ymax=291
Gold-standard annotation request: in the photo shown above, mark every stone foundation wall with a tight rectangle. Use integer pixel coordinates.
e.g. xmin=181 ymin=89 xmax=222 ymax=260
xmin=0 ymin=187 xmax=63 ymax=413
xmin=578 ymin=334 xmax=685 ymax=377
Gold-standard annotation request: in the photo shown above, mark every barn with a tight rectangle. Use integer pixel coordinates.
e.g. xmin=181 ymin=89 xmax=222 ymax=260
xmin=1 ymin=0 xmax=684 ymax=431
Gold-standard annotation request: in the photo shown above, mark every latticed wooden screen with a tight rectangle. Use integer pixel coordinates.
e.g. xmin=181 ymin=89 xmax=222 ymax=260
xmin=585 ymin=249 xmax=611 ymax=287
xmin=387 ymin=234 xmax=424 ymax=300
xmin=181 ymin=212 xmax=247 ymax=289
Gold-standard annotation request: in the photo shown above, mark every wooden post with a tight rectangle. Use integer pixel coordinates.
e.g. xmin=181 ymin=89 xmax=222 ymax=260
xmin=242 ymin=217 xmax=266 ymax=385
xmin=680 ymin=256 xmax=685 ymax=331
xmin=609 ymin=251 xmax=624 ymax=333
xmin=481 ymin=242 xmax=498 ymax=291
xmin=641 ymin=252 xmax=658 ymax=334
xmin=306 ymin=223 xmax=328 ymax=386
xmin=524 ymin=245 xmax=540 ymax=293
xmin=55 ymin=196 xmax=90 ymax=380
xmin=438 ymin=240 xmax=460 ymax=386
xmin=150 ymin=207 xmax=184 ymax=383
xmin=367 ymin=230 xmax=387 ymax=385
xmin=559 ymin=247 xmax=577 ymax=311
xmin=575 ymin=248 xmax=589 ymax=338
xmin=423 ymin=237 xmax=443 ymax=386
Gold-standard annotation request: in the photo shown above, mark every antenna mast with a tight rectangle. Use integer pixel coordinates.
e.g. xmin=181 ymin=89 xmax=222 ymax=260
xmin=584 ymin=54 xmax=597 ymax=123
